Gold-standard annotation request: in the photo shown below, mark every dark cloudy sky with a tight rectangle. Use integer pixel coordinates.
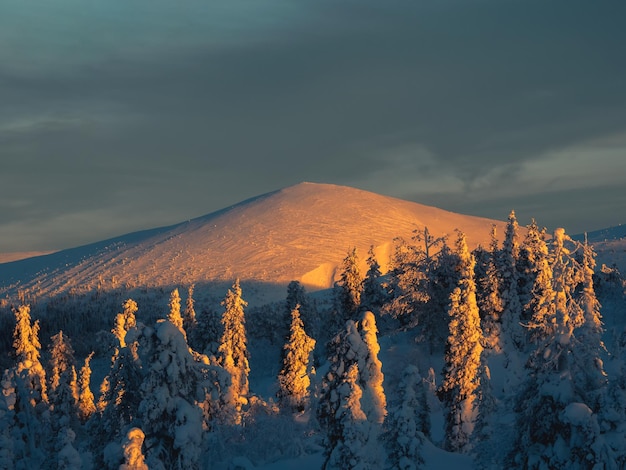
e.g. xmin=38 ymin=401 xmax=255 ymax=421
xmin=1 ymin=0 xmax=625 ymax=252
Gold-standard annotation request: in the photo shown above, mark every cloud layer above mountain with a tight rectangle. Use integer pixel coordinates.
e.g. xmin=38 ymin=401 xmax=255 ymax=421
xmin=2 ymin=0 xmax=625 ymax=251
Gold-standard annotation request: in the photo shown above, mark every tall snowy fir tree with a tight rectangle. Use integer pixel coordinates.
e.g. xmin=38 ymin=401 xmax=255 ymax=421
xmin=277 ymin=305 xmax=316 ymax=412
xmin=137 ymin=320 xmax=205 ymax=470
xmin=359 ymin=311 xmax=387 ymax=425
xmin=477 ymin=225 xmax=504 ymax=352
xmin=500 ymin=210 xmax=524 ymax=349
xmin=5 ymin=304 xmax=49 ymax=466
xmin=76 ymin=352 xmax=96 ymax=423
xmin=218 ymin=279 xmax=250 ymax=422
xmin=48 ymin=331 xmax=78 ymax=430
xmin=510 ymin=228 xmax=615 ymax=469
xmin=439 ymin=231 xmax=484 ymax=453
xmin=518 ymin=219 xmax=547 ymax=325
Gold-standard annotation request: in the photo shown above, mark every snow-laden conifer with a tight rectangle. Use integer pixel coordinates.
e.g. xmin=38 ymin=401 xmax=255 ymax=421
xmin=119 ymin=427 xmax=149 ymax=470
xmin=113 ymin=299 xmax=138 ymax=348
xmin=500 ymin=210 xmax=524 ymax=348
xmin=336 ymin=247 xmax=363 ymax=320
xmin=439 ymin=231 xmax=484 ymax=453
xmin=277 ymin=305 xmax=316 ymax=412
xmin=217 ymin=279 xmax=250 ymax=422
xmin=478 ymin=225 xmax=504 ymax=352
xmin=138 ymin=321 xmax=205 ymax=470
xmin=77 ymin=352 xmax=96 ymax=423
xmin=167 ymin=288 xmax=186 ymax=340
xmin=359 ymin=311 xmax=386 ymax=425
xmin=48 ymin=331 xmax=78 ymax=430
xmin=325 ymin=363 xmax=382 ymax=470
xmin=511 ymin=228 xmax=615 ymax=469
xmin=183 ymin=284 xmax=197 ymax=337
xmin=362 ymin=246 xmax=387 ymax=312
xmin=385 ymin=365 xmax=427 ymax=470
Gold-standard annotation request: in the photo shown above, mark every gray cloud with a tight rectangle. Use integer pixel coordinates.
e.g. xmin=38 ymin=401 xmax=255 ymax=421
xmin=1 ymin=0 xmax=625 ymax=251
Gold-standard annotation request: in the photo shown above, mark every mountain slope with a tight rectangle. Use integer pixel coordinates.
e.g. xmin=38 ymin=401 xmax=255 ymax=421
xmin=0 ymin=182 xmax=509 ymax=301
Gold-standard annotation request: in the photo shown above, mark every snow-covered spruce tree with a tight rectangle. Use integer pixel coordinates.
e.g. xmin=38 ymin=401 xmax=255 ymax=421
xmin=318 ymin=317 xmax=385 ymax=468
xmin=477 ymin=225 xmax=504 ymax=352
xmin=192 ymin=307 xmax=221 ymax=358
xmin=48 ymin=332 xmax=80 ymax=438
xmin=119 ymin=427 xmax=148 ymax=470
xmin=524 ymin=229 xmax=557 ymax=345
xmin=286 ymin=280 xmax=319 ymax=344
xmin=76 ymin=352 xmax=96 ymax=423
xmin=112 ymin=299 xmax=138 ymax=349
xmin=7 ymin=304 xmax=49 ymax=465
xmin=167 ymin=288 xmax=186 ymax=340
xmin=361 ymin=246 xmax=387 ymax=313
xmin=277 ymin=305 xmax=316 ymax=412
xmin=217 ymin=278 xmax=250 ymax=422
xmin=383 ymin=228 xmax=450 ymax=346
xmin=138 ymin=320 xmax=206 ymax=470
xmin=336 ymin=247 xmax=363 ymax=321
xmin=55 ymin=427 xmax=82 ymax=470
xmin=518 ymin=219 xmax=548 ymax=326
xmin=438 ymin=231 xmax=484 ymax=453
xmin=359 ymin=311 xmax=387 ymax=425
xmin=500 ymin=210 xmax=524 ymax=349
xmin=510 ymin=228 xmax=614 ymax=469
xmin=324 ymin=363 xmax=381 ymax=470
xmin=385 ymin=365 xmax=427 ymax=470
xmin=183 ymin=284 xmax=198 ymax=339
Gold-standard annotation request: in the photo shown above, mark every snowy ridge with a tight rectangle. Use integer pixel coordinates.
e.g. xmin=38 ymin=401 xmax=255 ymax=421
xmin=0 ymin=183 xmax=509 ymax=301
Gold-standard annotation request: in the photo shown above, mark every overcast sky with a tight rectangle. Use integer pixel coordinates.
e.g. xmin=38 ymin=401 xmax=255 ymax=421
xmin=1 ymin=0 xmax=625 ymax=252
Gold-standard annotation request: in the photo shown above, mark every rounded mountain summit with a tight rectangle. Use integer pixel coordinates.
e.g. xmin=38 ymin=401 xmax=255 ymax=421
xmin=0 ymin=182 xmax=508 ymax=302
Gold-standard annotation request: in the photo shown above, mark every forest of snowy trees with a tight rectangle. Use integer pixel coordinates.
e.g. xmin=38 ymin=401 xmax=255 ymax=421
xmin=1 ymin=212 xmax=626 ymax=469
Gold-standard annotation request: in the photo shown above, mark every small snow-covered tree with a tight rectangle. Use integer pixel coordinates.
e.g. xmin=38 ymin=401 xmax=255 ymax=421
xmin=119 ymin=427 xmax=148 ymax=470
xmin=325 ymin=363 xmax=382 ymax=470
xmin=183 ymin=284 xmax=197 ymax=337
xmin=56 ymin=427 xmax=82 ymax=470
xmin=318 ymin=317 xmax=385 ymax=468
xmin=362 ymin=246 xmax=387 ymax=312
xmin=113 ymin=299 xmax=138 ymax=348
xmin=167 ymin=288 xmax=186 ymax=340
xmin=336 ymin=247 xmax=363 ymax=320
xmin=286 ymin=280 xmax=319 ymax=344
xmin=277 ymin=305 xmax=316 ymax=412
xmin=48 ymin=331 xmax=78 ymax=430
xmin=386 ymin=365 xmax=427 ymax=470
xmin=77 ymin=352 xmax=96 ymax=423
xmin=217 ymin=279 xmax=250 ymax=422
xmin=439 ymin=231 xmax=484 ymax=453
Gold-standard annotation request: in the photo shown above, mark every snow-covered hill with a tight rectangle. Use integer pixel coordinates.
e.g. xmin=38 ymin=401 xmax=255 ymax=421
xmin=0 ymin=182 xmax=510 ymax=303
xmin=574 ymin=224 xmax=626 ymax=274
